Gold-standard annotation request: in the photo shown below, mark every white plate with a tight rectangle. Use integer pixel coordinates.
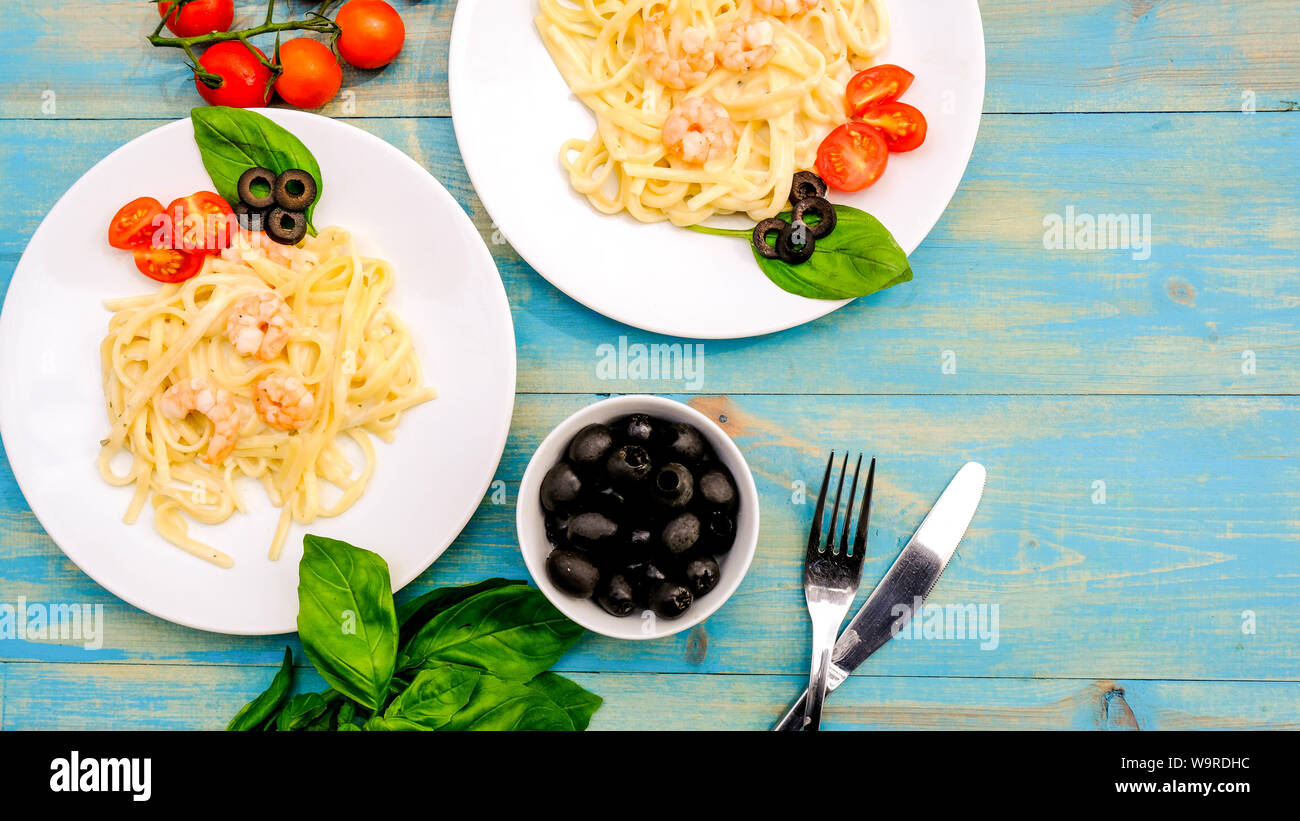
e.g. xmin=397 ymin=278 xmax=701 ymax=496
xmin=0 ymin=111 xmax=516 ymax=635
xmin=449 ymin=0 xmax=985 ymax=339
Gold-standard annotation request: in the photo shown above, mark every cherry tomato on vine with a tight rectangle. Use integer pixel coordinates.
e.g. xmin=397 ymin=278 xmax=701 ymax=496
xmin=165 ymin=192 xmax=235 ymax=254
xmin=815 ymin=122 xmax=889 ymax=193
xmin=157 ymin=0 xmax=234 ymax=38
xmin=108 ymin=197 xmax=164 ymax=251
xmin=195 ymin=41 xmax=273 ymax=108
xmin=133 ymin=247 xmax=205 ymax=284
xmin=335 ymin=0 xmax=406 ymax=70
xmin=275 ymin=38 xmax=343 ymax=109
xmin=845 ymin=64 xmax=914 ymax=116
xmin=856 ymin=101 xmax=928 ymax=152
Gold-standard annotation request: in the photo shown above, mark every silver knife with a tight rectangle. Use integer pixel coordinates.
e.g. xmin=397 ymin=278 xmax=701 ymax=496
xmin=773 ymin=461 xmax=986 ymax=731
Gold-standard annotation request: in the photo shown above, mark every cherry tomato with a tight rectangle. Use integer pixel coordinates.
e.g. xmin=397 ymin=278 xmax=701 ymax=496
xmin=275 ymin=38 xmax=343 ymax=109
xmin=108 ymin=197 xmax=164 ymax=251
xmin=856 ymin=101 xmax=928 ymax=153
xmin=165 ymin=191 xmax=235 ymax=254
xmin=157 ymin=0 xmax=234 ymax=38
xmin=195 ymin=41 xmax=273 ymax=108
xmin=815 ymin=122 xmax=889 ymax=193
xmin=845 ymin=64 xmax=914 ymax=116
xmin=133 ymin=247 xmax=205 ymax=284
xmin=335 ymin=0 xmax=406 ymax=70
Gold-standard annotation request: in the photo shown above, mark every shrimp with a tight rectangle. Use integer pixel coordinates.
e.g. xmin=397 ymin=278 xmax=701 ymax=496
xmin=253 ymin=374 xmax=315 ymax=431
xmin=643 ymin=21 xmax=717 ymax=90
xmin=225 ymin=291 xmax=293 ymax=362
xmin=160 ymin=378 xmax=242 ymax=464
xmin=220 ymin=230 xmax=296 ymax=268
xmin=662 ymin=96 xmax=737 ymax=165
xmin=716 ymin=17 xmax=777 ymax=72
xmin=753 ymin=0 xmax=819 ymax=16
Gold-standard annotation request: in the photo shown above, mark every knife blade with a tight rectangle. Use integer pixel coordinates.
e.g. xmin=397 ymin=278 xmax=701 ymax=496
xmin=773 ymin=461 xmax=986 ymax=731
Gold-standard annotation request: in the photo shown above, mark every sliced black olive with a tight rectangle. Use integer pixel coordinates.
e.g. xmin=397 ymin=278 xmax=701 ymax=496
xmin=752 ymin=217 xmax=786 ymax=260
xmin=540 ymin=461 xmax=583 ymax=512
xmin=683 ymin=556 xmax=721 ymax=597
xmin=792 ymin=196 xmax=837 ymax=239
xmin=653 ymin=462 xmax=694 ymax=509
xmin=265 ymin=207 xmax=307 ymax=245
xmin=649 ymin=582 xmax=694 ymax=620
xmin=776 ymin=221 xmax=815 ymax=264
xmin=701 ymin=510 xmax=737 ymax=554
xmin=596 ymin=574 xmax=637 ymax=617
xmin=273 ymin=168 xmax=318 ymax=211
xmin=234 ymin=202 xmax=265 ymax=232
xmin=698 ymin=469 xmax=738 ymax=512
xmin=607 ymin=444 xmax=652 ymax=486
xmin=237 ymin=166 xmax=277 ymax=209
xmin=547 ymin=549 xmax=600 ymax=598
xmin=789 ymin=170 xmax=828 ymax=205
xmin=661 ymin=511 xmax=701 ymax=555
xmin=665 ymin=423 xmax=707 ymax=464
xmin=567 ymin=423 xmax=614 ymax=472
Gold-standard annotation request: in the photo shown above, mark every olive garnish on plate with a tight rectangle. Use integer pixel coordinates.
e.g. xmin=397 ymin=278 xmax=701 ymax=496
xmin=750 ymin=171 xmax=840 ymax=265
xmin=752 ymin=217 xmax=785 ymax=260
xmin=792 ymin=196 xmax=837 ymax=239
xmin=776 ymin=221 xmax=815 ymax=264
xmin=237 ymin=166 xmax=277 ymax=210
xmin=233 ymin=166 xmax=317 ymax=245
xmin=273 ymin=168 xmax=319 ymax=212
xmin=234 ymin=202 xmax=265 ymax=232
xmin=265 ymin=207 xmax=308 ymax=245
xmin=789 ymin=170 xmax=828 ymax=204
xmin=540 ymin=412 xmax=740 ymax=620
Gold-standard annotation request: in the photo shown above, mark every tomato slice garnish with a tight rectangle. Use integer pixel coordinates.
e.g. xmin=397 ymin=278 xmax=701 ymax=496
xmin=108 ymin=196 xmax=164 ymax=251
xmin=132 ymin=247 xmax=205 ymax=283
xmin=855 ymin=101 xmax=928 ymax=153
xmin=846 ymin=64 xmax=915 ymax=116
xmin=165 ymin=191 xmax=235 ymax=254
xmin=815 ymin=122 xmax=889 ymax=193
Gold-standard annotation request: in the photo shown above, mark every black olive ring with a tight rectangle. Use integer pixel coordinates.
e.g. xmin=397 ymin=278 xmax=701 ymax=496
xmin=273 ymin=169 xmax=318 ymax=212
xmin=776 ymin=221 xmax=816 ymax=264
xmin=236 ymin=166 xmax=277 ymax=210
xmin=234 ymin=202 xmax=265 ymax=233
xmin=792 ymin=196 xmax=837 ymax=239
xmin=751 ymin=217 xmax=786 ymax=260
xmin=265 ymin=207 xmax=308 ymax=245
xmin=789 ymin=170 xmax=828 ymax=205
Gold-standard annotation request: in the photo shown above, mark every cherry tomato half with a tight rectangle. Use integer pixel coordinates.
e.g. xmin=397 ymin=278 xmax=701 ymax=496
xmin=165 ymin=191 xmax=235 ymax=254
xmin=815 ymin=122 xmax=889 ymax=193
xmin=336 ymin=0 xmax=406 ymax=70
xmin=845 ymin=64 xmax=915 ymax=116
xmin=275 ymin=38 xmax=343 ymax=109
xmin=108 ymin=197 xmax=164 ymax=251
xmin=195 ymin=41 xmax=273 ymax=108
xmin=133 ymin=247 xmax=205 ymax=284
xmin=856 ymin=101 xmax=928 ymax=153
xmin=157 ymin=0 xmax=234 ymax=38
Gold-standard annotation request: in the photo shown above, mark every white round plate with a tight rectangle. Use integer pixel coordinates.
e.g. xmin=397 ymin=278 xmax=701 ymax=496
xmin=449 ymin=0 xmax=985 ymax=339
xmin=0 ymin=110 xmax=516 ymax=635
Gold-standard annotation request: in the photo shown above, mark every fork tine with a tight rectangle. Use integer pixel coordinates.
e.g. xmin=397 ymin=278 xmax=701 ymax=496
xmin=805 ymin=452 xmax=835 ymax=558
xmin=839 ymin=454 xmax=863 ymax=555
xmin=824 ymin=453 xmax=850 ymax=554
xmin=849 ymin=457 xmax=876 ymax=565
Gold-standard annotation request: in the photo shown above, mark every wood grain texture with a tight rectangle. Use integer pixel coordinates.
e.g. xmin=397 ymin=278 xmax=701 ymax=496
xmin=0 ymin=1 xmax=1296 ymax=118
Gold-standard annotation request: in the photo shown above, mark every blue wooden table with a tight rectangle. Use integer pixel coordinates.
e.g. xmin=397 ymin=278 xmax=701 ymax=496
xmin=0 ymin=1 xmax=1297 ymax=730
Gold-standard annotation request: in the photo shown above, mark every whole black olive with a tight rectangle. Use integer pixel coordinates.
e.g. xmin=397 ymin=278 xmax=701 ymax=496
xmin=617 ymin=414 xmax=656 ymax=446
xmin=547 ymin=549 xmax=600 ymax=598
xmin=540 ymin=461 xmax=583 ymax=512
xmin=544 ymin=512 xmax=571 ymax=549
xmin=649 ymin=582 xmax=694 ymax=620
xmin=776 ymin=221 xmax=815 ymax=264
xmin=665 ymin=423 xmax=707 ymax=464
xmin=566 ymin=511 xmax=619 ymax=552
xmin=596 ymin=574 xmax=637 ymax=617
xmin=652 ymin=462 xmax=695 ymax=509
xmin=590 ymin=485 xmax=628 ymax=519
xmin=789 ymin=170 xmax=828 ymax=204
xmin=265 ymin=207 xmax=307 ymax=245
xmin=683 ymin=556 xmax=721 ymax=597
xmin=625 ymin=560 xmax=670 ymax=607
xmin=567 ymin=424 xmax=614 ymax=472
xmin=236 ymin=166 xmax=277 ymax=209
xmin=624 ymin=528 xmax=654 ymax=563
xmin=698 ymin=469 xmax=738 ymax=512
xmin=607 ymin=444 xmax=652 ymax=485
xmin=792 ymin=196 xmax=837 ymax=239
xmin=660 ymin=512 xmax=701 ymax=555
xmin=273 ymin=168 xmax=319 ymax=211
xmin=701 ymin=510 xmax=737 ymax=554
xmin=751 ymin=217 xmax=786 ymax=260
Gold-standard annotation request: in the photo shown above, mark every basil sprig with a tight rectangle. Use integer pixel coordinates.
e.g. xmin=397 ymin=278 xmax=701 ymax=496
xmin=227 ymin=536 xmax=600 ymax=732
xmin=690 ymin=204 xmax=913 ymax=300
xmin=191 ymin=106 xmax=323 ymax=233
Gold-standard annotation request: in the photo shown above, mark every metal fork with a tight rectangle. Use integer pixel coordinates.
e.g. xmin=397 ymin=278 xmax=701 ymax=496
xmin=801 ymin=452 xmax=875 ymax=730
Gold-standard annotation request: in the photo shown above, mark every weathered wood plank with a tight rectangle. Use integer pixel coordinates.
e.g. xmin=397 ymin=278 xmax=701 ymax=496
xmin=0 ymin=1 xmax=1296 ymax=118
xmin=4 ymin=662 xmax=1297 ymax=730
xmin=0 ymin=115 xmax=1296 ymax=395
xmin=3 ymin=394 xmax=1296 ymax=682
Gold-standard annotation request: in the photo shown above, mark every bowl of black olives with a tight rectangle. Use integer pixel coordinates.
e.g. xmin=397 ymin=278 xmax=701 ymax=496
xmin=517 ymin=395 xmax=759 ymax=639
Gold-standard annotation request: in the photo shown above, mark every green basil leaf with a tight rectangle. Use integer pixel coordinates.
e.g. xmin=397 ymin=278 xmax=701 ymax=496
xmin=396 ymin=578 xmax=528 ymax=647
xmin=190 ymin=106 xmax=323 ymax=233
xmin=227 ymin=646 xmax=294 ymax=731
xmin=275 ymin=691 xmax=332 ymax=732
xmin=754 ymin=206 xmax=912 ymax=300
xmin=297 ymin=534 xmax=398 ymax=712
xmin=399 ymin=585 xmax=584 ymax=680
xmin=368 ymin=666 xmax=482 ymax=731
xmin=443 ymin=672 xmax=574 ymax=731
xmin=526 ymin=672 xmax=602 ymax=731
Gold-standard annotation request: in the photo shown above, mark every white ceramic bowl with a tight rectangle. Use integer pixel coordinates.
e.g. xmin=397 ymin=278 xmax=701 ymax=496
xmin=517 ymin=395 xmax=760 ymax=639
